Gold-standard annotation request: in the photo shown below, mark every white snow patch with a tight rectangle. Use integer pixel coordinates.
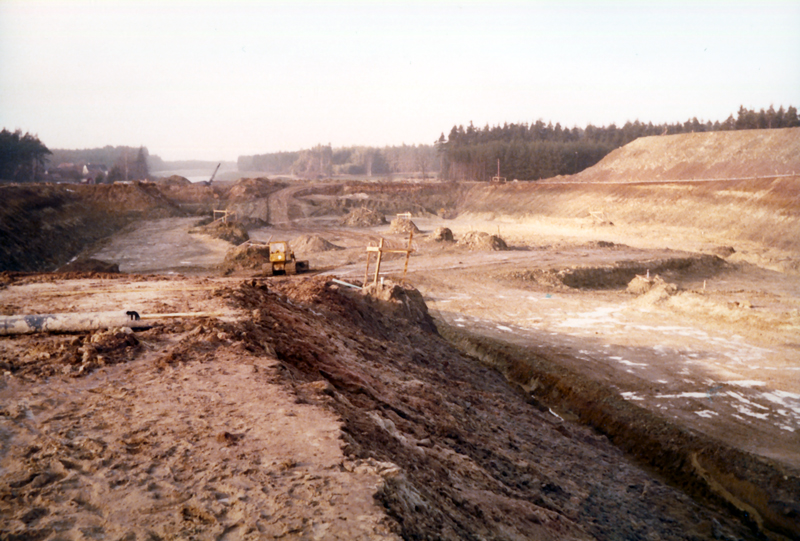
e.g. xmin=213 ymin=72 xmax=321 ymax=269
xmin=726 ymin=380 xmax=765 ymax=388
xmin=733 ymin=404 xmax=769 ymax=420
xmin=497 ymin=325 xmax=514 ymax=332
xmin=761 ymin=391 xmax=800 ymax=416
xmin=656 ymin=392 xmax=709 ymax=399
xmin=618 ymin=360 xmax=647 ymax=367
xmin=695 ymin=410 xmax=718 ymax=418
xmin=621 ymin=392 xmax=644 ymax=401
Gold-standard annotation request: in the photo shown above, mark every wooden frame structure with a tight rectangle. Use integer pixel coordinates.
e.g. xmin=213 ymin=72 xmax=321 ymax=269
xmin=213 ymin=209 xmax=237 ymax=224
xmin=363 ymin=231 xmax=415 ymax=287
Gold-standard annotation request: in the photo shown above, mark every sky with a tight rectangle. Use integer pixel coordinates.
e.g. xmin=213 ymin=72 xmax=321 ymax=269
xmin=1 ymin=1 xmax=799 ymax=162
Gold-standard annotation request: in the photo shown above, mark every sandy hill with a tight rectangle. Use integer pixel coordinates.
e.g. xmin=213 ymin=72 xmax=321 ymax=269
xmin=570 ymin=127 xmax=800 ymax=183
xmin=460 ymin=128 xmax=800 ymax=261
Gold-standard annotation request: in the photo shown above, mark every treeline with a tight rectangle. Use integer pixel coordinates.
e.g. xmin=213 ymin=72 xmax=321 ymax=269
xmin=439 ymin=105 xmax=800 ymax=181
xmin=239 ymin=143 xmax=439 ymax=179
xmin=0 ymin=129 xmax=51 ymax=182
xmin=44 ymin=145 xmax=150 ymax=183
xmin=49 ymin=145 xmax=159 ymax=173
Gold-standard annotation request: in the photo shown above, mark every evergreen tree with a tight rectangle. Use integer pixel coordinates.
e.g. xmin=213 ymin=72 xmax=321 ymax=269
xmin=0 ymin=129 xmax=51 ymax=182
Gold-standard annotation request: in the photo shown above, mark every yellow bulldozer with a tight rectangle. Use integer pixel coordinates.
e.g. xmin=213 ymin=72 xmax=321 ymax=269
xmin=262 ymin=241 xmax=309 ymax=276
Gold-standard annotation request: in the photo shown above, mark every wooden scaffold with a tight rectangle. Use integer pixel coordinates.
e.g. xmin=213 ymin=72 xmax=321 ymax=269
xmin=363 ymin=231 xmax=415 ymax=288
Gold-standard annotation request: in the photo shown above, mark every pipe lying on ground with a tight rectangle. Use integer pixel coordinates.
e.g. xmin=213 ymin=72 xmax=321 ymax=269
xmin=0 ymin=311 xmax=230 ymax=335
xmin=331 ymin=279 xmax=362 ymax=290
xmin=0 ymin=311 xmax=152 ymax=335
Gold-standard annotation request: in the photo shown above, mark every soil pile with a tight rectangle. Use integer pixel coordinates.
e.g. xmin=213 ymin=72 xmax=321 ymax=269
xmin=626 ymin=273 xmax=678 ymax=295
xmin=225 ymin=177 xmax=283 ymax=200
xmin=571 ymin=127 xmax=800 ymax=183
xmin=220 ymin=243 xmax=270 ymax=273
xmin=388 ymin=217 xmax=420 ymax=235
xmin=290 ymin=235 xmax=343 ymax=253
xmin=360 ymin=280 xmax=436 ymax=333
xmin=457 ymin=230 xmax=508 ymax=250
xmin=190 ymin=220 xmax=249 ymax=245
xmin=340 ymin=207 xmax=387 ymax=227
xmin=224 ymin=178 xmax=286 ymax=226
xmin=56 ymin=258 xmax=120 ymax=274
xmin=431 ymin=226 xmax=454 ymax=242
xmin=155 ymin=175 xmax=192 ymax=187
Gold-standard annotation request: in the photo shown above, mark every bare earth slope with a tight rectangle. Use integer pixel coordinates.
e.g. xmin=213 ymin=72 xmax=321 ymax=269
xmin=570 ymin=127 xmax=800 ymax=182
xmin=0 ymin=274 xmax=768 ymax=540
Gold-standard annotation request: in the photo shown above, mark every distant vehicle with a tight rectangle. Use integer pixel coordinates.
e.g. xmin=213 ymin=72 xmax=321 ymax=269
xmin=262 ymin=241 xmax=309 ymax=276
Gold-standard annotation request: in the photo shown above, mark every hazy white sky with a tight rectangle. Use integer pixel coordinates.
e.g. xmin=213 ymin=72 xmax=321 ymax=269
xmin=1 ymin=1 xmax=798 ymax=161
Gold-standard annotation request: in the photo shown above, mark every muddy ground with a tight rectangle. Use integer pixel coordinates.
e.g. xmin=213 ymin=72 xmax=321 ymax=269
xmin=1 ymin=145 xmax=799 ymax=539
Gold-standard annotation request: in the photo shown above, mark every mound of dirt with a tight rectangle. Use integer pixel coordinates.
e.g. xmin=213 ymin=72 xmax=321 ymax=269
xmin=571 ymin=127 xmax=800 ymax=183
xmin=155 ymin=175 xmax=192 ymax=186
xmin=705 ymin=245 xmax=736 ymax=258
xmin=220 ymin=243 xmax=269 ymax=273
xmin=57 ymin=258 xmax=120 ymax=274
xmin=457 ymin=231 xmax=508 ymax=250
xmin=190 ymin=220 xmax=249 ymax=245
xmin=627 ymin=273 xmax=677 ymax=296
xmin=388 ymin=217 xmax=420 ymax=235
xmin=225 ymin=177 xmax=281 ymax=201
xmin=341 ymin=207 xmax=387 ymax=227
xmin=291 ymin=235 xmax=343 ymax=253
xmin=431 ymin=226 xmax=454 ymax=242
xmin=360 ymin=280 xmax=436 ymax=333
xmin=224 ymin=178 xmax=287 ymax=226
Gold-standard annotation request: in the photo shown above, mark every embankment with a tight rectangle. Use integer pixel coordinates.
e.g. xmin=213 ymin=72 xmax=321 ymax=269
xmin=439 ymin=324 xmax=800 ymax=541
xmin=460 ymin=176 xmax=800 ymax=259
xmin=570 ymin=127 xmax=800 ymax=183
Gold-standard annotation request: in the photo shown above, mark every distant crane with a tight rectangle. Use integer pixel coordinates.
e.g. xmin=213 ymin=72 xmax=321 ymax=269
xmin=207 ymin=163 xmax=221 ymax=185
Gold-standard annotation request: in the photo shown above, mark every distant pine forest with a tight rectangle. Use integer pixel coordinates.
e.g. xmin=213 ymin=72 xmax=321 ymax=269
xmin=240 ymin=105 xmax=799 ymax=181
xmin=2 ymin=105 xmax=797 ymax=183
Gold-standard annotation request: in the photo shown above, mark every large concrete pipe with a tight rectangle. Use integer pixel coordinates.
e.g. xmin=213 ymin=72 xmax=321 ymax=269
xmin=0 ymin=311 xmax=149 ymax=335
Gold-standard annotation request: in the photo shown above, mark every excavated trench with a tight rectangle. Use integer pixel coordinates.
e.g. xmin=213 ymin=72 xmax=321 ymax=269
xmin=511 ymin=254 xmax=729 ymax=290
xmin=438 ymin=324 xmax=800 ymax=541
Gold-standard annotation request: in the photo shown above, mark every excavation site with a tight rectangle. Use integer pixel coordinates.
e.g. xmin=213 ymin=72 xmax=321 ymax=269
xmin=1 ymin=128 xmax=799 ymax=540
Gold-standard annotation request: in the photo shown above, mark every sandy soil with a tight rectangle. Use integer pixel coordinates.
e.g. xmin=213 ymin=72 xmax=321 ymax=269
xmin=0 ymin=275 xmax=399 ymax=540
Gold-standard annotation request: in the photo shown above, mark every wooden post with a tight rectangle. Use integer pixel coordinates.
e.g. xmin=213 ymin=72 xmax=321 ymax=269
xmin=402 ymin=230 xmax=413 ymax=283
xmin=364 ymin=251 xmax=372 ymax=287
xmin=373 ymin=238 xmax=384 ymax=287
